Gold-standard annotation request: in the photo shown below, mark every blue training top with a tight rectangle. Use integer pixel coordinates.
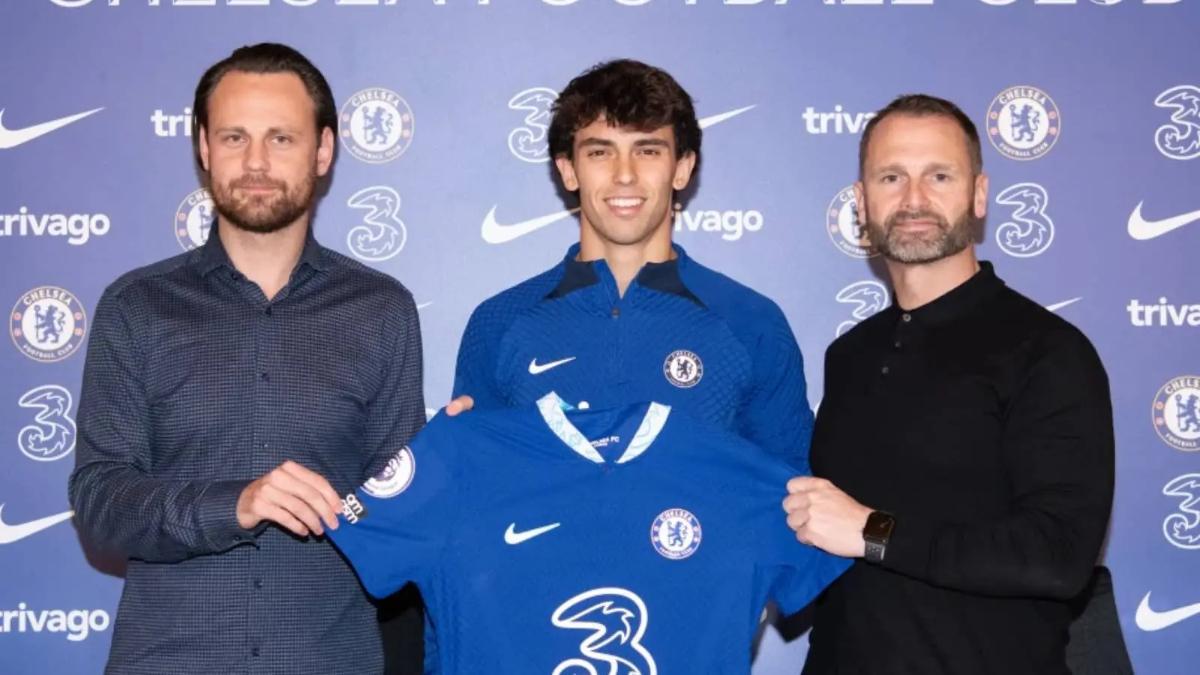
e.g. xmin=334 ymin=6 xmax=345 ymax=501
xmin=454 ymin=243 xmax=814 ymax=473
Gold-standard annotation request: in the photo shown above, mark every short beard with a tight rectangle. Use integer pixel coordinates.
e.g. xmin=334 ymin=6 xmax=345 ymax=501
xmin=209 ymin=171 xmax=315 ymax=235
xmin=867 ymin=207 xmax=977 ymax=264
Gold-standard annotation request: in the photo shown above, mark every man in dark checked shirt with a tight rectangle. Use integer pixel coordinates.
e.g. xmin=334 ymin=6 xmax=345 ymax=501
xmin=68 ymin=44 xmax=425 ymax=675
xmin=783 ymin=95 xmax=1114 ymax=674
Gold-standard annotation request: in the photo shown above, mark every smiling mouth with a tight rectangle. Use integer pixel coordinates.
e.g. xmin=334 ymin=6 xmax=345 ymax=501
xmin=606 ymin=197 xmax=645 ymax=208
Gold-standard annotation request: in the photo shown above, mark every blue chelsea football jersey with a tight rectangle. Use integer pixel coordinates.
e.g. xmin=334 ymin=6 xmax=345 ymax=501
xmin=329 ymin=394 xmax=848 ymax=674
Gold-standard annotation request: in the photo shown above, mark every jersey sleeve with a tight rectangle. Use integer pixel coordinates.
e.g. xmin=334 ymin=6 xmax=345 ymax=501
xmin=751 ymin=457 xmax=851 ymax=615
xmin=327 ymin=414 xmax=461 ymax=599
xmin=452 ymin=302 xmax=508 ymax=409
xmin=737 ymin=302 xmax=814 ymax=475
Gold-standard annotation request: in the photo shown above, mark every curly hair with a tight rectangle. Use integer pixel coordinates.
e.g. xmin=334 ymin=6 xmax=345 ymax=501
xmin=549 ymin=59 xmax=701 ymax=161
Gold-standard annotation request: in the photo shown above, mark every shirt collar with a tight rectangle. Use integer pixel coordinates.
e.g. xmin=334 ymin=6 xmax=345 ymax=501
xmin=546 ymin=242 xmax=704 ymax=307
xmin=897 ymin=260 xmax=1005 ymax=326
xmin=194 ymin=220 xmax=330 ymax=277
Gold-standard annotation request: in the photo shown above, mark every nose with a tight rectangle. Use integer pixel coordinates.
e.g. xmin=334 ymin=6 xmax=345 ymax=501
xmin=613 ymin=152 xmax=636 ymax=186
xmin=900 ymin=179 xmax=928 ymax=212
xmin=243 ymin=137 xmax=270 ymax=173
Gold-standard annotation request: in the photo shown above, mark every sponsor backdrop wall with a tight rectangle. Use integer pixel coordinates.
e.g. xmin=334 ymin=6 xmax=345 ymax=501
xmin=1 ymin=1 xmax=1197 ymax=673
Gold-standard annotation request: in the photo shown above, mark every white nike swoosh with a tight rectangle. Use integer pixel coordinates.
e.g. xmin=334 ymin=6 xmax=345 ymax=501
xmin=698 ymin=105 xmax=756 ymax=129
xmin=1128 ymin=201 xmax=1200 ymax=241
xmin=0 ymin=107 xmax=104 ymax=150
xmin=0 ymin=504 xmax=74 ymax=544
xmin=481 ymin=206 xmax=580 ymax=244
xmin=1044 ymin=297 xmax=1082 ymax=313
xmin=504 ymin=522 xmax=561 ymax=545
xmin=416 ymin=301 xmax=433 ymax=310
xmin=1136 ymin=592 xmax=1200 ymax=631
xmin=529 ymin=356 xmax=576 ymax=375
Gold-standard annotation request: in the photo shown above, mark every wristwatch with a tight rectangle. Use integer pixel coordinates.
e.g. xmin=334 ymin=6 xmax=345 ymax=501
xmin=862 ymin=510 xmax=895 ymax=564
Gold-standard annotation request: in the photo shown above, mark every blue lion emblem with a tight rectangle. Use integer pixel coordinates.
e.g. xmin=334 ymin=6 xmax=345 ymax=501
xmin=346 ymin=186 xmax=407 ymax=262
xmin=552 ymin=587 xmax=657 ymax=675
xmin=994 ymin=183 xmax=1054 ymax=258
xmin=18 ymin=385 xmax=76 ymax=462
xmin=1176 ymin=393 xmax=1200 ymax=433
xmin=1009 ymin=103 xmax=1041 ymax=143
xmin=34 ymin=303 xmax=66 ymax=345
xmin=363 ymin=105 xmax=394 ymax=146
xmin=1154 ymin=85 xmax=1200 ymax=160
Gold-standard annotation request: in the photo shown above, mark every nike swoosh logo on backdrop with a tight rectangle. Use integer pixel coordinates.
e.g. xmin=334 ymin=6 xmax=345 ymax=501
xmin=1136 ymin=592 xmax=1200 ymax=631
xmin=0 ymin=505 xmax=74 ymax=544
xmin=504 ymin=522 xmax=561 ymax=545
xmin=0 ymin=107 xmax=104 ymax=149
xmin=480 ymin=106 xmax=753 ymax=244
xmin=529 ymin=357 xmax=576 ymax=375
xmin=480 ymin=206 xmax=580 ymax=244
xmin=1127 ymin=202 xmax=1200 ymax=240
xmin=1044 ymin=297 xmax=1082 ymax=313
xmin=698 ymin=105 xmax=756 ymax=129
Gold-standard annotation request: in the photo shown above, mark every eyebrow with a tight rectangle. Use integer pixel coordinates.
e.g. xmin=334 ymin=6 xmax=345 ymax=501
xmin=211 ymin=125 xmax=300 ymax=136
xmin=576 ymin=137 xmax=672 ymax=149
xmin=872 ymin=162 xmax=960 ymax=175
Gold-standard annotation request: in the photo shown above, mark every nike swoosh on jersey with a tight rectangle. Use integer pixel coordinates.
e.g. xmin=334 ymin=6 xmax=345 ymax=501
xmin=504 ymin=522 xmax=561 ymax=545
xmin=0 ymin=107 xmax=104 ymax=150
xmin=698 ymin=105 xmax=756 ymax=129
xmin=0 ymin=505 xmax=75 ymax=545
xmin=1044 ymin=297 xmax=1082 ymax=313
xmin=1127 ymin=202 xmax=1200 ymax=241
xmin=480 ymin=206 xmax=580 ymax=244
xmin=1136 ymin=592 xmax=1200 ymax=631
xmin=529 ymin=356 xmax=576 ymax=375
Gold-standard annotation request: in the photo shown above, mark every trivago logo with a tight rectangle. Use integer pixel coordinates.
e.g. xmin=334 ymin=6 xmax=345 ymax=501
xmin=0 ymin=208 xmax=111 ymax=245
xmin=672 ymin=203 xmax=763 ymax=242
xmin=0 ymin=603 xmax=111 ymax=642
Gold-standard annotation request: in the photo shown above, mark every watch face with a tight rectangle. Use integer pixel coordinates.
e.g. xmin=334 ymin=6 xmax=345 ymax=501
xmin=864 ymin=512 xmax=895 ymax=541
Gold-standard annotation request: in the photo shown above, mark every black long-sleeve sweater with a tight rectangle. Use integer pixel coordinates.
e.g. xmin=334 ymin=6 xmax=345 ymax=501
xmin=805 ymin=261 xmax=1115 ymax=675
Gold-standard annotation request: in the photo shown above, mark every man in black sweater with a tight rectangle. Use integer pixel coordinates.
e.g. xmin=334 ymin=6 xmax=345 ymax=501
xmin=783 ymin=94 xmax=1114 ymax=675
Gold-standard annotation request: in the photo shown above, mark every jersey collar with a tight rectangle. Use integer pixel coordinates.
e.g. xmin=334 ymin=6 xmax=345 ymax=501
xmin=545 ymin=243 xmax=704 ymax=307
xmin=536 ymin=392 xmax=671 ymax=465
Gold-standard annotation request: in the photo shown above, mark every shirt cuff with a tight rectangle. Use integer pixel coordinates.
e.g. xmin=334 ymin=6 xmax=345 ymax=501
xmin=198 ymin=479 xmax=260 ymax=551
xmin=877 ymin=513 xmax=936 ymax=579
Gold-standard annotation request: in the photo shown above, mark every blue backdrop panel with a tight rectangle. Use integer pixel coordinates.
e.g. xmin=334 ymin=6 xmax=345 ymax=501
xmin=0 ymin=1 xmax=1196 ymax=673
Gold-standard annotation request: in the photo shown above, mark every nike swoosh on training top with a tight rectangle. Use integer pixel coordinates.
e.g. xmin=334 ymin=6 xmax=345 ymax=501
xmin=0 ymin=107 xmax=104 ymax=150
xmin=504 ymin=522 xmax=561 ymax=545
xmin=0 ymin=504 xmax=74 ymax=544
xmin=529 ymin=356 xmax=576 ymax=375
xmin=698 ymin=105 xmax=756 ymax=129
xmin=1044 ymin=297 xmax=1082 ymax=313
xmin=481 ymin=206 xmax=581 ymax=244
xmin=1127 ymin=201 xmax=1200 ymax=241
xmin=1136 ymin=592 xmax=1200 ymax=631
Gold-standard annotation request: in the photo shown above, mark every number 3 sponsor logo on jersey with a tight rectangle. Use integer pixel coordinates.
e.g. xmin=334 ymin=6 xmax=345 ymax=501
xmin=552 ymin=587 xmax=657 ymax=675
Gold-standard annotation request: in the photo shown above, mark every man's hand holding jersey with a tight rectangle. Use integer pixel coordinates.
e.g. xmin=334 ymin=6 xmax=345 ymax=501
xmin=783 ymin=476 xmax=872 ymax=558
xmin=236 ymin=460 xmax=343 ymax=537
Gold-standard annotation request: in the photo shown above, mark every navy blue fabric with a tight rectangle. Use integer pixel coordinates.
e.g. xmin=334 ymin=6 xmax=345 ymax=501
xmin=68 ymin=224 xmax=426 ymax=675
